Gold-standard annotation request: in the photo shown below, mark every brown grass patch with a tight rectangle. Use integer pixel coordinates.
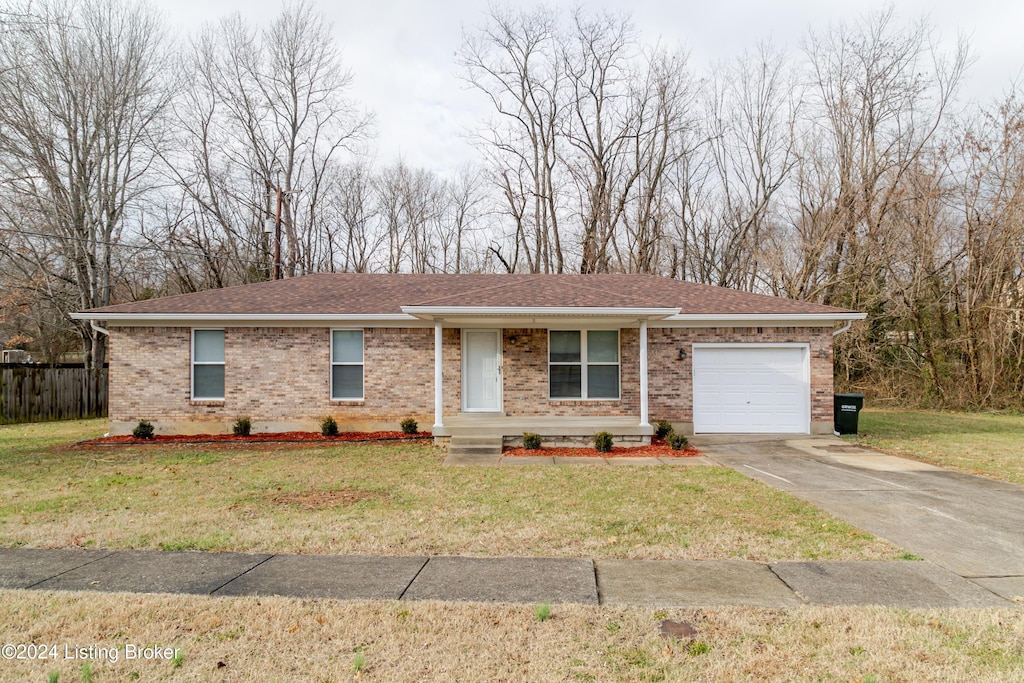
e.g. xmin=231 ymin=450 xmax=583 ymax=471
xmin=271 ymin=487 xmax=385 ymax=510
xmin=1 ymin=590 xmax=1021 ymax=681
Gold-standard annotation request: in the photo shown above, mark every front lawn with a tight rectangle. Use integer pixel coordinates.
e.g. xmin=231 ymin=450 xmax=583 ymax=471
xmin=0 ymin=419 xmax=900 ymax=561
xmin=850 ymin=410 xmax=1024 ymax=485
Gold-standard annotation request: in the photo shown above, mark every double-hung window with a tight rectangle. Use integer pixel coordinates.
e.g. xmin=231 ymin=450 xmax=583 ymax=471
xmin=331 ymin=330 xmax=364 ymax=400
xmin=192 ymin=329 xmax=225 ymax=400
xmin=549 ymin=330 xmax=620 ymax=399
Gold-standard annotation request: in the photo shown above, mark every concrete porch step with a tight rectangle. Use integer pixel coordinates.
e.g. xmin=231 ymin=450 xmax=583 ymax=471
xmin=446 ymin=436 xmax=503 ymax=464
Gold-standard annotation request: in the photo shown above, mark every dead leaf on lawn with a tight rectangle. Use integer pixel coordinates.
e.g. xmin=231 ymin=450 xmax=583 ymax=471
xmin=271 ymin=488 xmax=386 ymax=510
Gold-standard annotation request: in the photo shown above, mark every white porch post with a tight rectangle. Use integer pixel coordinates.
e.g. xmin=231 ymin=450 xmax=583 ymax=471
xmin=434 ymin=322 xmax=444 ymax=430
xmin=639 ymin=320 xmax=649 ymax=426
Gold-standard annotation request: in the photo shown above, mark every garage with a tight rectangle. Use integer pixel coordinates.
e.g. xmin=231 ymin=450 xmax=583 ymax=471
xmin=692 ymin=344 xmax=810 ymax=434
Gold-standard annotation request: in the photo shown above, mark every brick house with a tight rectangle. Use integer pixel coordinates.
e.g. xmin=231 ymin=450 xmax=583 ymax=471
xmin=73 ymin=273 xmax=864 ymax=441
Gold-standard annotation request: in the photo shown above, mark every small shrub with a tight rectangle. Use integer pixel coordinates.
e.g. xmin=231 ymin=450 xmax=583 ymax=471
xmin=594 ymin=431 xmax=614 ymax=453
xmin=232 ymin=416 xmax=252 ymax=436
xmin=668 ymin=432 xmax=688 ymax=451
xmin=132 ymin=420 xmax=154 ymax=440
xmin=522 ymin=432 xmax=542 ymax=450
xmin=655 ymin=419 xmax=673 ymax=439
xmin=535 ymin=601 xmax=552 ymax=622
xmin=321 ymin=415 xmax=339 ymax=436
xmin=400 ymin=417 xmax=418 ymax=434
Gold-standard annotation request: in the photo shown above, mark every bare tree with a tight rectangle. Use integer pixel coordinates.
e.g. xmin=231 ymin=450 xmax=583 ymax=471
xmin=0 ymin=0 xmax=173 ymax=368
xmin=460 ymin=5 xmax=565 ymax=272
xmin=167 ymin=0 xmax=372 ymax=283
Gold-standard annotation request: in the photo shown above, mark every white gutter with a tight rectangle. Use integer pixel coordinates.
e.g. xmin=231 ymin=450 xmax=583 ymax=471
xmin=401 ymin=306 xmax=681 ymax=319
xmin=70 ymin=309 xmax=867 ymax=327
xmin=69 ymin=312 xmax=415 ymax=323
xmin=662 ymin=312 xmax=866 ymax=323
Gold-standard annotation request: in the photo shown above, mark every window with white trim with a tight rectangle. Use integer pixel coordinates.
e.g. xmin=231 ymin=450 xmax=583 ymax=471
xmin=549 ymin=330 xmax=620 ymax=399
xmin=331 ymin=329 xmax=364 ymax=400
xmin=192 ymin=329 xmax=225 ymax=400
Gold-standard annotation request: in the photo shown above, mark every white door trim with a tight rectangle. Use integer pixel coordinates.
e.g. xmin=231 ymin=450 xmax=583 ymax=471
xmin=691 ymin=342 xmax=811 ymax=434
xmin=461 ymin=329 xmax=503 ymax=412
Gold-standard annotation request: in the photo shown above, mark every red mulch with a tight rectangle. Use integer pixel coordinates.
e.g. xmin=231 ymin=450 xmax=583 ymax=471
xmin=79 ymin=431 xmax=431 ymax=446
xmin=503 ymin=437 xmax=702 ymax=458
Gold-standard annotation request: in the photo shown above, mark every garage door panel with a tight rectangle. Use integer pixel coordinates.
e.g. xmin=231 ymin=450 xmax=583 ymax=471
xmin=693 ymin=346 xmax=809 ymax=434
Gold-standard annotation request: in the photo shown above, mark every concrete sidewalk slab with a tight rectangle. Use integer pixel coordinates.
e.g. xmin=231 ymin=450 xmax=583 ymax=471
xmin=402 ymin=556 xmax=598 ymax=604
xmin=606 ymin=457 xmax=663 ymax=466
xmin=500 ymin=456 xmax=555 ymax=465
xmin=659 ymin=456 xmax=711 ymax=466
xmin=771 ymin=561 xmax=1009 ymax=608
xmin=0 ymin=548 xmax=112 ymax=589
xmin=553 ymin=456 xmax=607 ymax=465
xmin=596 ymin=559 xmax=802 ymax=608
xmin=215 ymin=554 xmax=427 ymax=600
xmin=969 ymin=577 xmax=1024 ymax=603
xmin=32 ymin=550 xmax=271 ymax=595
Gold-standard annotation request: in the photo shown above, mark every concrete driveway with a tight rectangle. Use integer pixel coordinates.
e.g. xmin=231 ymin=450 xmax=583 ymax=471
xmin=695 ymin=434 xmax=1024 ymax=602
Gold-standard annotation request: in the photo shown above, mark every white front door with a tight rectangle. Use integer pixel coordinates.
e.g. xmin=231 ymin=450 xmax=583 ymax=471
xmin=463 ymin=330 xmax=502 ymax=412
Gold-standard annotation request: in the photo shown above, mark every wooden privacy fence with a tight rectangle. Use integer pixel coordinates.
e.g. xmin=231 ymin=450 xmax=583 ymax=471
xmin=0 ymin=365 xmax=108 ymax=424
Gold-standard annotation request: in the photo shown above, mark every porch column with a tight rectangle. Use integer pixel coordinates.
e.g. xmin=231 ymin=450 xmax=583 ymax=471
xmin=434 ymin=322 xmax=444 ymax=430
xmin=639 ymin=320 xmax=649 ymax=426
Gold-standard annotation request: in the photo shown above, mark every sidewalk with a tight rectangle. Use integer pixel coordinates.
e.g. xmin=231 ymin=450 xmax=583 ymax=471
xmin=0 ymin=548 xmax=1013 ymax=608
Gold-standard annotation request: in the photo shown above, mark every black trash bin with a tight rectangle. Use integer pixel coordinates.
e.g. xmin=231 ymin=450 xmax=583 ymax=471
xmin=834 ymin=393 xmax=865 ymax=435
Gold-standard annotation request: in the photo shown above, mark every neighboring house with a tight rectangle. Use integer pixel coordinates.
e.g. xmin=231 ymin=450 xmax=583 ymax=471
xmin=72 ymin=273 xmax=865 ymax=441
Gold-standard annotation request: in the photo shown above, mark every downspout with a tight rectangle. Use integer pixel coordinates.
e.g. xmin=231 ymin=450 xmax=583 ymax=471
xmin=90 ymin=320 xmax=110 ymax=337
xmin=832 ymin=320 xmax=853 ymax=337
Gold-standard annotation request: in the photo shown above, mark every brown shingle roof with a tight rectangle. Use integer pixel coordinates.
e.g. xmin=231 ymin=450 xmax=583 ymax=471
xmin=82 ymin=273 xmax=855 ymax=316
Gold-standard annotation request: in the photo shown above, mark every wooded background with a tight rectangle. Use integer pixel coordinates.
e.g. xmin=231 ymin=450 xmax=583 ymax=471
xmin=1 ymin=0 xmax=1022 ymax=410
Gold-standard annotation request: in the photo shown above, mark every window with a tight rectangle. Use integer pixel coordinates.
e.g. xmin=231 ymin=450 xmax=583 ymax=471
xmin=331 ymin=329 xmax=364 ymax=400
xmin=549 ymin=330 xmax=619 ymax=399
xmin=192 ymin=329 xmax=225 ymax=400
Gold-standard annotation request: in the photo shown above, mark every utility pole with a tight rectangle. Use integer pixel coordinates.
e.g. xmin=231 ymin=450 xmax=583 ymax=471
xmin=272 ymin=186 xmax=283 ymax=281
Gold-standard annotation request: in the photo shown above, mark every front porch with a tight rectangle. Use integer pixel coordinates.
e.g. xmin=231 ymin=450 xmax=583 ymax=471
xmin=432 ymin=414 xmax=654 ymax=447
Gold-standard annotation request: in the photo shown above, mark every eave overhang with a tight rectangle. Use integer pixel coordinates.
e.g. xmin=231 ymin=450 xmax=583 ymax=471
xmin=69 ymin=309 xmax=866 ymax=328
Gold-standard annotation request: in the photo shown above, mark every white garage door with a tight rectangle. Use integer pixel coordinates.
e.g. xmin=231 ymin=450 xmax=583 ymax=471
xmin=692 ymin=345 xmax=809 ymax=434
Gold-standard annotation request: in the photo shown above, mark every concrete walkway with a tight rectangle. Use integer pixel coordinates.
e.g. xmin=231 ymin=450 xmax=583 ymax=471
xmin=695 ymin=434 xmax=1024 ymax=604
xmin=0 ymin=548 xmax=1016 ymax=608
xmin=445 ymin=452 xmax=712 ymax=466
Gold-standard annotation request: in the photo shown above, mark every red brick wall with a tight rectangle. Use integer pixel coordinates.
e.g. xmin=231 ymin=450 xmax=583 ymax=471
xmin=501 ymin=328 xmax=640 ymax=417
xmin=108 ymin=326 xmax=437 ymax=434
xmin=107 ymin=324 xmax=834 ymax=434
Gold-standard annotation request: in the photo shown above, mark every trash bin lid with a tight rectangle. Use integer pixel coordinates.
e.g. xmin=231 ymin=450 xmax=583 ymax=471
xmin=834 ymin=393 xmax=865 ymax=399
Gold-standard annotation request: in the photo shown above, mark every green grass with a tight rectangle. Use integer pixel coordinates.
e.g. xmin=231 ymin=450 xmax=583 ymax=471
xmin=0 ymin=419 xmax=901 ymax=561
xmin=849 ymin=410 xmax=1024 ymax=485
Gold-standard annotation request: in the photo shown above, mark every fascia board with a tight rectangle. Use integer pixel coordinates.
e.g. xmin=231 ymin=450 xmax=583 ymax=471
xmin=401 ymin=306 xmax=681 ymax=318
xmin=69 ymin=312 xmax=417 ymax=323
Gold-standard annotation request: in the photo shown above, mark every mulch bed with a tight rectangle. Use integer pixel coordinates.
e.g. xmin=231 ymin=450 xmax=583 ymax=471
xmin=78 ymin=431 xmax=432 ymax=446
xmin=503 ymin=437 xmax=702 ymax=458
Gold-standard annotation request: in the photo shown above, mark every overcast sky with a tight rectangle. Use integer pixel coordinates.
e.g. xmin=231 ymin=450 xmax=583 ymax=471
xmin=161 ymin=0 xmax=1024 ymax=175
